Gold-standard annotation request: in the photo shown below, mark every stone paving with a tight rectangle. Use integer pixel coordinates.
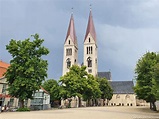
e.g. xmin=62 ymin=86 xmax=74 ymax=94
xmin=0 ymin=106 xmax=159 ymax=119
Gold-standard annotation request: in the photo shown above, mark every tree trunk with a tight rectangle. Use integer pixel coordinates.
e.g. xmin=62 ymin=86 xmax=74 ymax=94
xmin=20 ymin=99 xmax=24 ymax=108
xmin=78 ymin=97 xmax=81 ymax=107
xmin=150 ymin=102 xmax=153 ymax=110
xmin=103 ymin=99 xmax=106 ymax=106
xmin=107 ymin=99 xmax=109 ymax=106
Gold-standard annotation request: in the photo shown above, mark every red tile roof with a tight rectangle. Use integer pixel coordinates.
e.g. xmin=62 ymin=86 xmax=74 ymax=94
xmin=0 ymin=61 xmax=10 ymax=78
xmin=0 ymin=61 xmax=10 ymax=69
xmin=40 ymin=86 xmax=49 ymax=94
xmin=85 ymin=10 xmax=96 ymax=42
xmin=65 ymin=14 xmax=77 ymax=46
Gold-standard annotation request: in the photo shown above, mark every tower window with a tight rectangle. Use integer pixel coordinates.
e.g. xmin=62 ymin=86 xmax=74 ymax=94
xmin=66 ymin=48 xmax=72 ymax=56
xmin=88 ymin=47 xmax=90 ymax=54
xmin=91 ymin=46 xmax=93 ymax=54
xmin=87 ymin=46 xmax=93 ymax=54
xmin=88 ymin=69 xmax=92 ymax=73
xmin=87 ymin=57 xmax=92 ymax=67
xmin=68 ymin=40 xmax=70 ymax=44
xmin=66 ymin=58 xmax=71 ymax=68
xmin=89 ymin=38 xmax=91 ymax=43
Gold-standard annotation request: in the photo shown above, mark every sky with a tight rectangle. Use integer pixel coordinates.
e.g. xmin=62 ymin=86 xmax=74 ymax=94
xmin=1 ymin=0 xmax=159 ymax=81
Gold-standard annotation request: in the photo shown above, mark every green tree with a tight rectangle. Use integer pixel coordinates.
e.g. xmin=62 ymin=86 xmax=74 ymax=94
xmin=83 ymin=74 xmax=101 ymax=106
xmin=134 ymin=52 xmax=157 ymax=110
xmin=42 ymin=79 xmax=61 ymax=103
xmin=59 ymin=65 xmax=89 ymax=107
xmin=153 ymin=55 xmax=159 ymax=100
xmin=59 ymin=65 xmax=102 ymax=107
xmin=97 ymin=77 xmax=113 ymax=106
xmin=5 ymin=34 xmax=49 ymax=108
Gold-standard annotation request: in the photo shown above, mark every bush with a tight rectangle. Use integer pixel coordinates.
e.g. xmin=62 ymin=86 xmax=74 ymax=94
xmin=17 ymin=107 xmax=30 ymax=112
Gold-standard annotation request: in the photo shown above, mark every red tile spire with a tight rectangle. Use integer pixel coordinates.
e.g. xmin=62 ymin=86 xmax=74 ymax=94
xmin=65 ymin=13 xmax=77 ymax=46
xmin=84 ymin=10 xmax=96 ymax=42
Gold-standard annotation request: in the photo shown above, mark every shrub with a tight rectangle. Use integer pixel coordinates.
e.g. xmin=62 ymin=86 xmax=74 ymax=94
xmin=17 ymin=107 xmax=30 ymax=112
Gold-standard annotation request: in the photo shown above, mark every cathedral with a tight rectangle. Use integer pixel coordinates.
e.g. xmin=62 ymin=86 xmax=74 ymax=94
xmin=62 ymin=9 xmax=98 ymax=77
xmin=62 ymin=10 xmax=141 ymax=107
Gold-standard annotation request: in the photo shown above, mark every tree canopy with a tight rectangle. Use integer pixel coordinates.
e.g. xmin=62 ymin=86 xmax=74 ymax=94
xmin=134 ymin=52 xmax=159 ymax=111
xmin=59 ymin=65 xmax=101 ymax=107
xmin=83 ymin=74 xmax=101 ymax=104
xmin=5 ymin=34 xmax=49 ymax=107
xmin=42 ymin=79 xmax=61 ymax=101
xmin=97 ymin=77 xmax=113 ymax=104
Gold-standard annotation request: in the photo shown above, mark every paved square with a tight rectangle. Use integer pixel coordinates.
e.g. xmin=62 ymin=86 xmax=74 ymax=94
xmin=0 ymin=106 xmax=159 ymax=119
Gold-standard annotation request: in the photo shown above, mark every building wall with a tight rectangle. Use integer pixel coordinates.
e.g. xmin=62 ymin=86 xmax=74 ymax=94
xmin=30 ymin=89 xmax=50 ymax=110
xmin=108 ymin=94 xmax=136 ymax=106
xmin=63 ymin=36 xmax=78 ymax=76
xmin=0 ymin=77 xmax=19 ymax=109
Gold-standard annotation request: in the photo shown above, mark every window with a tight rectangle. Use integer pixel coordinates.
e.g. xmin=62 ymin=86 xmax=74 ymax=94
xmin=75 ymin=59 xmax=76 ymax=63
xmin=116 ymin=94 xmax=120 ymax=99
xmin=87 ymin=57 xmax=92 ymax=67
xmin=9 ymin=98 xmax=14 ymax=107
xmin=125 ymin=94 xmax=130 ymax=99
xmin=88 ymin=69 xmax=92 ymax=73
xmin=68 ymin=40 xmax=70 ymax=44
xmin=66 ymin=48 xmax=72 ymax=56
xmin=70 ymin=49 xmax=72 ymax=55
xmin=91 ymin=46 xmax=93 ymax=54
xmin=2 ymin=84 xmax=6 ymax=94
xmin=89 ymin=38 xmax=91 ymax=42
xmin=87 ymin=47 xmax=88 ymax=54
xmin=67 ymin=58 xmax=71 ymax=68
xmin=34 ymin=92 xmax=43 ymax=97
xmin=86 ymin=46 xmax=93 ymax=54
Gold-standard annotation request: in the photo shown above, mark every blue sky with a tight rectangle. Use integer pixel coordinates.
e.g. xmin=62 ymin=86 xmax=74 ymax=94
xmin=1 ymin=0 xmax=159 ymax=81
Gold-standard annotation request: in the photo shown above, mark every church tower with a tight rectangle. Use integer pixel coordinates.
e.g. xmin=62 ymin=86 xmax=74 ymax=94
xmin=84 ymin=10 xmax=98 ymax=76
xmin=62 ymin=13 xmax=78 ymax=76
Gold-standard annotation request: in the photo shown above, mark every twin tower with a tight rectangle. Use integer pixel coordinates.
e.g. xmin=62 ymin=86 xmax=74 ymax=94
xmin=62 ymin=10 xmax=98 ymax=76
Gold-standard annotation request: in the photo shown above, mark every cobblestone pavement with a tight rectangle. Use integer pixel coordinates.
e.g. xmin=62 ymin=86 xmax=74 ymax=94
xmin=0 ymin=106 xmax=159 ymax=119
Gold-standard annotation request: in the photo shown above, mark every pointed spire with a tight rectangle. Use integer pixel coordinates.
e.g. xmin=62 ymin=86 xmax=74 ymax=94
xmin=84 ymin=9 xmax=96 ymax=42
xmin=65 ymin=12 xmax=77 ymax=46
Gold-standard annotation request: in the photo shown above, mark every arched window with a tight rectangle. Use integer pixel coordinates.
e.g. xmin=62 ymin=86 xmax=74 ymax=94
xmin=116 ymin=94 xmax=120 ymax=99
xmin=68 ymin=40 xmax=70 ymax=44
xmin=66 ymin=58 xmax=71 ymax=68
xmin=125 ymin=94 xmax=130 ymax=99
xmin=87 ymin=57 xmax=92 ymax=67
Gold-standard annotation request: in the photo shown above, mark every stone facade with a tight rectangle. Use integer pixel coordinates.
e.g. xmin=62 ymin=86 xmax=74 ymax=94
xmin=109 ymin=94 xmax=136 ymax=106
